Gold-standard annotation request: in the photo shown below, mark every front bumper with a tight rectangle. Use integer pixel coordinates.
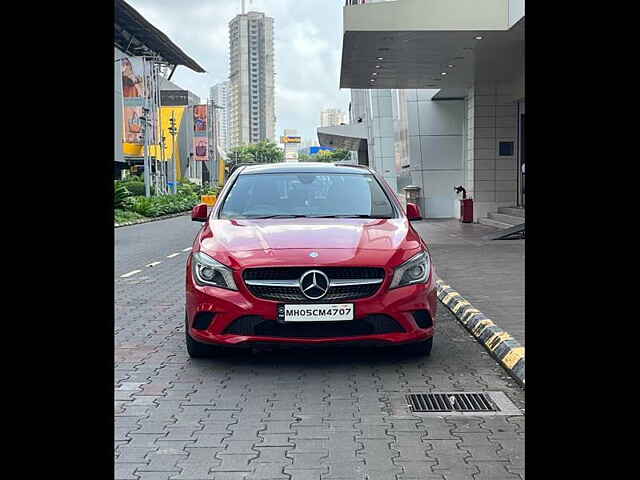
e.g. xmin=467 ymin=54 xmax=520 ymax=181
xmin=185 ymin=258 xmax=438 ymax=347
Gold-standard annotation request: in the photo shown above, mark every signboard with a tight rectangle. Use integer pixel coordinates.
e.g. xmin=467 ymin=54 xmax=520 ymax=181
xmin=161 ymin=90 xmax=189 ymax=106
xmin=281 ymin=136 xmax=301 ymax=144
xmin=193 ymin=105 xmax=209 ymax=161
xmin=310 ymin=146 xmax=335 ymax=154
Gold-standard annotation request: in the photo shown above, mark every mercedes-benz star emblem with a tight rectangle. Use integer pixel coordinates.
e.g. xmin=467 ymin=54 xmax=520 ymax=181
xmin=299 ymin=270 xmax=330 ymax=300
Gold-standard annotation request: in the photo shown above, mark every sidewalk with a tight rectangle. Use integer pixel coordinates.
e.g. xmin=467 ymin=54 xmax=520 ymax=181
xmin=413 ymin=219 xmax=525 ymax=346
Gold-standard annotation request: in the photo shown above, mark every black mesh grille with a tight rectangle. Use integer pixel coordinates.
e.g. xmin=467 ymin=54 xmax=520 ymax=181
xmin=244 ymin=267 xmax=385 ymax=281
xmin=224 ymin=314 xmax=404 ymax=338
xmin=243 ymin=267 xmax=385 ymax=302
xmin=247 ymin=283 xmax=380 ymax=302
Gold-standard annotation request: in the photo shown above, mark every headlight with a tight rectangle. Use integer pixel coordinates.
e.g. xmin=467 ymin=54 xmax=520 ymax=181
xmin=191 ymin=251 xmax=238 ymax=290
xmin=389 ymin=251 xmax=431 ymax=289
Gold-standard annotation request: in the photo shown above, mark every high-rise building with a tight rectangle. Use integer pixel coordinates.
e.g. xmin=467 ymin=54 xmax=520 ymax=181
xmin=228 ymin=11 xmax=275 ymax=148
xmin=320 ymin=108 xmax=347 ymax=127
xmin=210 ymin=81 xmax=231 ymax=152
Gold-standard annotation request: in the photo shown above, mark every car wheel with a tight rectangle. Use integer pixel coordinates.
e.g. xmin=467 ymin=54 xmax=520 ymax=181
xmin=404 ymin=337 xmax=433 ymax=356
xmin=185 ymin=312 xmax=219 ymax=358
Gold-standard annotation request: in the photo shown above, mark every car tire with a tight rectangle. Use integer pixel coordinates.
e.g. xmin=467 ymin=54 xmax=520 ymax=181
xmin=404 ymin=337 xmax=433 ymax=356
xmin=185 ymin=313 xmax=219 ymax=358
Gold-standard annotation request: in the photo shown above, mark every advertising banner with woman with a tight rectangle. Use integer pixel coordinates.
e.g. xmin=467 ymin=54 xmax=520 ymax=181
xmin=124 ymin=106 xmax=143 ymax=143
xmin=120 ymin=56 xmax=161 ymax=146
xmin=121 ymin=57 xmax=145 ymax=99
xmin=120 ymin=56 xmax=145 ymax=145
xmin=193 ymin=105 xmax=208 ymax=161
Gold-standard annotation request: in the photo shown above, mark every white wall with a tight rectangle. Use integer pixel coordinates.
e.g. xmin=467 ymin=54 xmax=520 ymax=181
xmin=406 ymin=90 xmax=465 ymax=218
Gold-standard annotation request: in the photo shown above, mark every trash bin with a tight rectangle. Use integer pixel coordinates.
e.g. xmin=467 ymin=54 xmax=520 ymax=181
xmin=403 ymin=185 xmax=421 ymax=206
xmin=460 ymin=198 xmax=473 ymax=223
xmin=455 ymin=186 xmax=473 ymax=223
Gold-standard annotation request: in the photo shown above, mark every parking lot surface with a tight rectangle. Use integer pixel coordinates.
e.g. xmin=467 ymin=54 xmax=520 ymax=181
xmin=115 ymin=216 xmax=525 ymax=480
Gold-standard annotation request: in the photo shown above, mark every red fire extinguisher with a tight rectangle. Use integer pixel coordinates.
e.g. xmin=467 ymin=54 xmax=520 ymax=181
xmin=455 ymin=186 xmax=473 ymax=223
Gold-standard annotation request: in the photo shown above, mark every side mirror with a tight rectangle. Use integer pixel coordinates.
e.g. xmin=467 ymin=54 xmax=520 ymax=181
xmin=406 ymin=202 xmax=422 ymax=221
xmin=191 ymin=203 xmax=208 ymax=222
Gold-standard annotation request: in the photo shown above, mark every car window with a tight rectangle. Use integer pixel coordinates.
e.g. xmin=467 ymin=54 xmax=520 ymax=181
xmin=219 ymin=173 xmax=395 ymax=219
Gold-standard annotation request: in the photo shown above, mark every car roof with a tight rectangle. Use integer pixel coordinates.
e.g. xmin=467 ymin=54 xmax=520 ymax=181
xmin=237 ymin=162 xmax=373 ymax=175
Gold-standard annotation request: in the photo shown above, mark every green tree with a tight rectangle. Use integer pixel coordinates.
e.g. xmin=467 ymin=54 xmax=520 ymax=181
xmin=314 ymin=148 xmax=351 ymax=162
xmin=226 ymin=140 xmax=284 ymax=167
xmin=298 ymin=151 xmax=311 ymax=162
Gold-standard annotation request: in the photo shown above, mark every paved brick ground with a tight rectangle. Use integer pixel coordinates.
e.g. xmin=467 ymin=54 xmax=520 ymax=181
xmin=412 ymin=220 xmax=525 ymax=346
xmin=115 ymin=217 xmax=525 ymax=480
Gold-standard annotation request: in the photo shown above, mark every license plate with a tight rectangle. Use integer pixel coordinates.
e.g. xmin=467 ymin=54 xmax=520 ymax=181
xmin=278 ymin=304 xmax=355 ymax=322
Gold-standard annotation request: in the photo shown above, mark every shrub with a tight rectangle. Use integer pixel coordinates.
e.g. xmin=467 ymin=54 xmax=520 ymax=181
xmin=122 ymin=192 xmax=200 ymax=218
xmin=201 ymin=182 xmax=219 ymax=196
xmin=124 ymin=181 xmax=146 ymax=196
xmin=177 ymin=183 xmax=196 ymax=196
xmin=114 ymin=183 xmax=130 ymax=209
xmin=122 ymin=174 xmax=143 ymax=183
xmin=115 ymin=209 xmax=146 ymax=224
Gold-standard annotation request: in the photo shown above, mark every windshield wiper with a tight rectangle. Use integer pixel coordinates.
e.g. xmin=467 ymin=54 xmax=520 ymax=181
xmin=244 ymin=214 xmax=309 ymax=219
xmin=308 ymin=214 xmax=392 ymax=219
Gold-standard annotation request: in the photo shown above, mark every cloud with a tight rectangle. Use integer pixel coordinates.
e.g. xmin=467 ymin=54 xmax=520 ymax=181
xmin=125 ymin=0 xmax=350 ymax=144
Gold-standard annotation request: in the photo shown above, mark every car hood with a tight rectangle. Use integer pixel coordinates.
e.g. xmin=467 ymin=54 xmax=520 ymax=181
xmin=199 ymin=218 xmax=423 ymax=269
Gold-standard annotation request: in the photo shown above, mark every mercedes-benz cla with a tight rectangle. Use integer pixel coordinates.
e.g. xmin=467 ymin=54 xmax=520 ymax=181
xmin=185 ymin=162 xmax=437 ymax=357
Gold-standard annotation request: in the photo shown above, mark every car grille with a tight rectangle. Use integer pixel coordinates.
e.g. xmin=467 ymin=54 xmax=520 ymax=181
xmin=223 ymin=314 xmax=404 ymax=337
xmin=243 ymin=267 xmax=385 ymax=302
xmin=244 ymin=267 xmax=385 ymax=281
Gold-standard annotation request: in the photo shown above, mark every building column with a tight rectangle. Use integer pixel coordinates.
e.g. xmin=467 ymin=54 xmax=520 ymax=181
xmin=465 ymin=84 xmax=519 ymax=221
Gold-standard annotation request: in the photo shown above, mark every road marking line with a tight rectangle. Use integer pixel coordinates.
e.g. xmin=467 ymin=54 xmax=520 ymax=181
xmin=167 ymin=253 xmax=181 ymax=258
xmin=120 ymin=270 xmax=142 ymax=278
xmin=146 ymin=262 xmax=161 ymax=267
xmin=182 ymin=247 xmax=192 ymax=252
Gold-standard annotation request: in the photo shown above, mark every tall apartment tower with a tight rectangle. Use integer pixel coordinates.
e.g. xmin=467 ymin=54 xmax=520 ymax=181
xmin=228 ymin=11 xmax=275 ymax=147
xmin=321 ymin=108 xmax=347 ymax=127
xmin=210 ymin=81 xmax=231 ymax=152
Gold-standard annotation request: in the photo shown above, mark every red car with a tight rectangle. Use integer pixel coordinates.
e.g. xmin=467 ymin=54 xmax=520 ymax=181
xmin=185 ymin=162 xmax=437 ymax=357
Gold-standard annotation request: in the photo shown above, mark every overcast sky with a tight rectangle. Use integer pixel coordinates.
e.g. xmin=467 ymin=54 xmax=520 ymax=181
xmin=127 ymin=0 xmax=350 ymax=145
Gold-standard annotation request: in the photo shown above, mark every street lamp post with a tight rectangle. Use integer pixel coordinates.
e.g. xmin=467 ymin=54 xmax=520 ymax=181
xmin=140 ymin=107 xmax=151 ymax=197
xmin=168 ymin=111 xmax=178 ymax=195
xmin=209 ymin=102 xmax=224 ymax=188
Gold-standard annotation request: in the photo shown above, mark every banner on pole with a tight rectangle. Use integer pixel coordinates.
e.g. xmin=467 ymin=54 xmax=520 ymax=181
xmin=121 ymin=57 xmax=145 ymax=145
xmin=193 ymin=105 xmax=208 ymax=161
xmin=120 ymin=56 xmax=161 ymax=147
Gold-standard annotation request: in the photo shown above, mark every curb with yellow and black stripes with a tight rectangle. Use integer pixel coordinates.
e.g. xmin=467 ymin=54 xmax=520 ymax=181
xmin=436 ymin=279 xmax=525 ymax=388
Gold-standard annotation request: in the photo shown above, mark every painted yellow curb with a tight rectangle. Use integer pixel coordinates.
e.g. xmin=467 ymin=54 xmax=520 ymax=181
xmin=502 ymin=347 xmax=525 ymax=369
xmin=436 ymin=279 xmax=525 ymax=388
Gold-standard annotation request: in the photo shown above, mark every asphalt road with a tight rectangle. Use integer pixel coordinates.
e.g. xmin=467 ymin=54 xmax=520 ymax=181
xmin=115 ymin=216 xmax=525 ymax=480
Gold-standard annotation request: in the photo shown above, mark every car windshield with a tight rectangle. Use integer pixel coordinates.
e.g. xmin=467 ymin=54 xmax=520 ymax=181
xmin=219 ymin=172 xmax=395 ymax=219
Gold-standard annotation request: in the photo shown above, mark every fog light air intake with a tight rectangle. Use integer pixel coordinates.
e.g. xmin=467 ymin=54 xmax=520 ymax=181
xmin=193 ymin=312 xmax=215 ymax=330
xmin=412 ymin=310 xmax=432 ymax=329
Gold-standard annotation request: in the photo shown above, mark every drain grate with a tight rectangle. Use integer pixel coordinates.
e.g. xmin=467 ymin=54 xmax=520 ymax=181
xmin=407 ymin=392 xmax=498 ymax=413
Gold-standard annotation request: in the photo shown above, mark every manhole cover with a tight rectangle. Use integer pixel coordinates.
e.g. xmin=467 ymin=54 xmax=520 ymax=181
xmin=406 ymin=391 xmax=522 ymax=416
